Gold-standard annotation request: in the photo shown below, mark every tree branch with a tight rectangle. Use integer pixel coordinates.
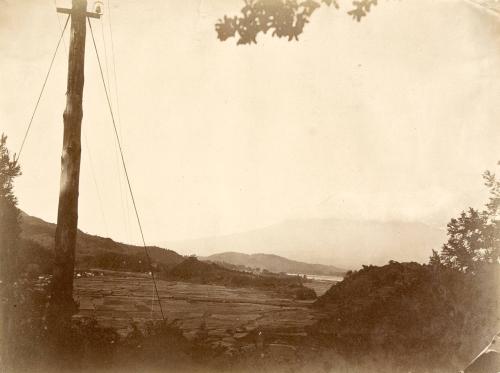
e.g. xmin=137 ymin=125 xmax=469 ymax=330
xmin=216 ymin=0 xmax=380 ymax=45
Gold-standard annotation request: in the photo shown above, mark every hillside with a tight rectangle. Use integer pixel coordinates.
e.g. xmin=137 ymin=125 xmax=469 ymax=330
xmin=19 ymin=212 xmax=316 ymax=299
xmin=162 ymin=218 xmax=446 ymax=269
xmin=202 ymin=252 xmax=345 ymax=276
xmin=20 ymin=211 xmax=184 ymax=269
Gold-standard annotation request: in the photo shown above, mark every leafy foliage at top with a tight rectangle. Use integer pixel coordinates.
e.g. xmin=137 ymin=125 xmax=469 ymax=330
xmin=216 ymin=0 xmax=379 ymax=45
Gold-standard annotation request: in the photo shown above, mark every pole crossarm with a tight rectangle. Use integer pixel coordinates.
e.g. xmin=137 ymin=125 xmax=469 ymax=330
xmin=57 ymin=7 xmax=101 ymax=19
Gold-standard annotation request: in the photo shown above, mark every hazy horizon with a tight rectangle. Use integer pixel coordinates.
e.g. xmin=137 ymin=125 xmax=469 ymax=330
xmin=2 ymin=0 xmax=499 ymax=252
xmin=21 ymin=210 xmax=446 ymax=269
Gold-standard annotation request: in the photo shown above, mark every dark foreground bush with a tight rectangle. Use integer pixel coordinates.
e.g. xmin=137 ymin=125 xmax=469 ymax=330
xmin=0 ymin=278 xmax=114 ymax=372
xmin=0 ymin=278 xmax=229 ymax=372
xmin=311 ymin=261 xmax=500 ymax=372
xmin=0 ymin=278 xmax=49 ymax=372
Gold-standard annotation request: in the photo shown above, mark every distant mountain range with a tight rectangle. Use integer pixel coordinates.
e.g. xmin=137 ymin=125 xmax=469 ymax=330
xmin=21 ymin=211 xmax=447 ymax=273
xmin=161 ymin=218 xmax=446 ymax=270
xmin=202 ymin=252 xmax=345 ymax=276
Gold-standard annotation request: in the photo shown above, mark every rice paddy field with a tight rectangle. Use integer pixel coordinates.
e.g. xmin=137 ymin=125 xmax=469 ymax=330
xmin=74 ymin=271 xmax=334 ymax=350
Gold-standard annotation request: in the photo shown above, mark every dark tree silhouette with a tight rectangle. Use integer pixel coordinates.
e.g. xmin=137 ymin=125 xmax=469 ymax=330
xmin=216 ymin=0 xmax=379 ymax=45
xmin=483 ymin=166 xmax=500 ymax=217
xmin=0 ymin=134 xmax=21 ymax=283
xmin=438 ymin=168 xmax=500 ymax=273
xmin=0 ymin=134 xmax=22 ymax=371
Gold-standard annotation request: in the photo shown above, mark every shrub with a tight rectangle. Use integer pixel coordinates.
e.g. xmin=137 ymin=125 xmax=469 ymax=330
xmin=312 ymin=261 xmax=499 ymax=372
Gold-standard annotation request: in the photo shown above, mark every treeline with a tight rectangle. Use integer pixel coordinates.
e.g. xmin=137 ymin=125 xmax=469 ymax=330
xmin=163 ymin=256 xmax=317 ymax=300
xmin=80 ymin=251 xmax=160 ymax=273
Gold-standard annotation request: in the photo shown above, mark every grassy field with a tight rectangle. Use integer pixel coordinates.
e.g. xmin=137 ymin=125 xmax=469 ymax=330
xmin=74 ymin=271 xmax=332 ymax=350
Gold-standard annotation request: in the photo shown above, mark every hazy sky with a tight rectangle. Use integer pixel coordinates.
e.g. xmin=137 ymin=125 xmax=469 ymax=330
xmin=1 ymin=0 xmax=499 ymax=245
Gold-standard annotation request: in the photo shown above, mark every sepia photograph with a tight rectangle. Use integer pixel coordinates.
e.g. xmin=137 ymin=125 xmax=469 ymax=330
xmin=0 ymin=0 xmax=499 ymax=372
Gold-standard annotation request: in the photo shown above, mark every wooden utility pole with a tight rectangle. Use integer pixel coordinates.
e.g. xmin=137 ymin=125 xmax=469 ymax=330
xmin=48 ymin=0 xmax=100 ymax=327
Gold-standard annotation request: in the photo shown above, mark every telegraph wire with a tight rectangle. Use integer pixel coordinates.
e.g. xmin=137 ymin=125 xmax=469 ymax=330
xmin=98 ymin=8 xmax=130 ymax=244
xmin=106 ymin=0 xmax=133 ymax=243
xmin=88 ymin=18 xmax=165 ymax=321
xmin=53 ymin=0 xmax=68 ymax=53
xmin=83 ymin=130 xmax=110 ymax=238
xmin=17 ymin=15 xmax=70 ymax=162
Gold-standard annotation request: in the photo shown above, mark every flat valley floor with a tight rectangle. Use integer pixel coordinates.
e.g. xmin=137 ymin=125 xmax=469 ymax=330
xmin=74 ymin=272 xmax=333 ymax=351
